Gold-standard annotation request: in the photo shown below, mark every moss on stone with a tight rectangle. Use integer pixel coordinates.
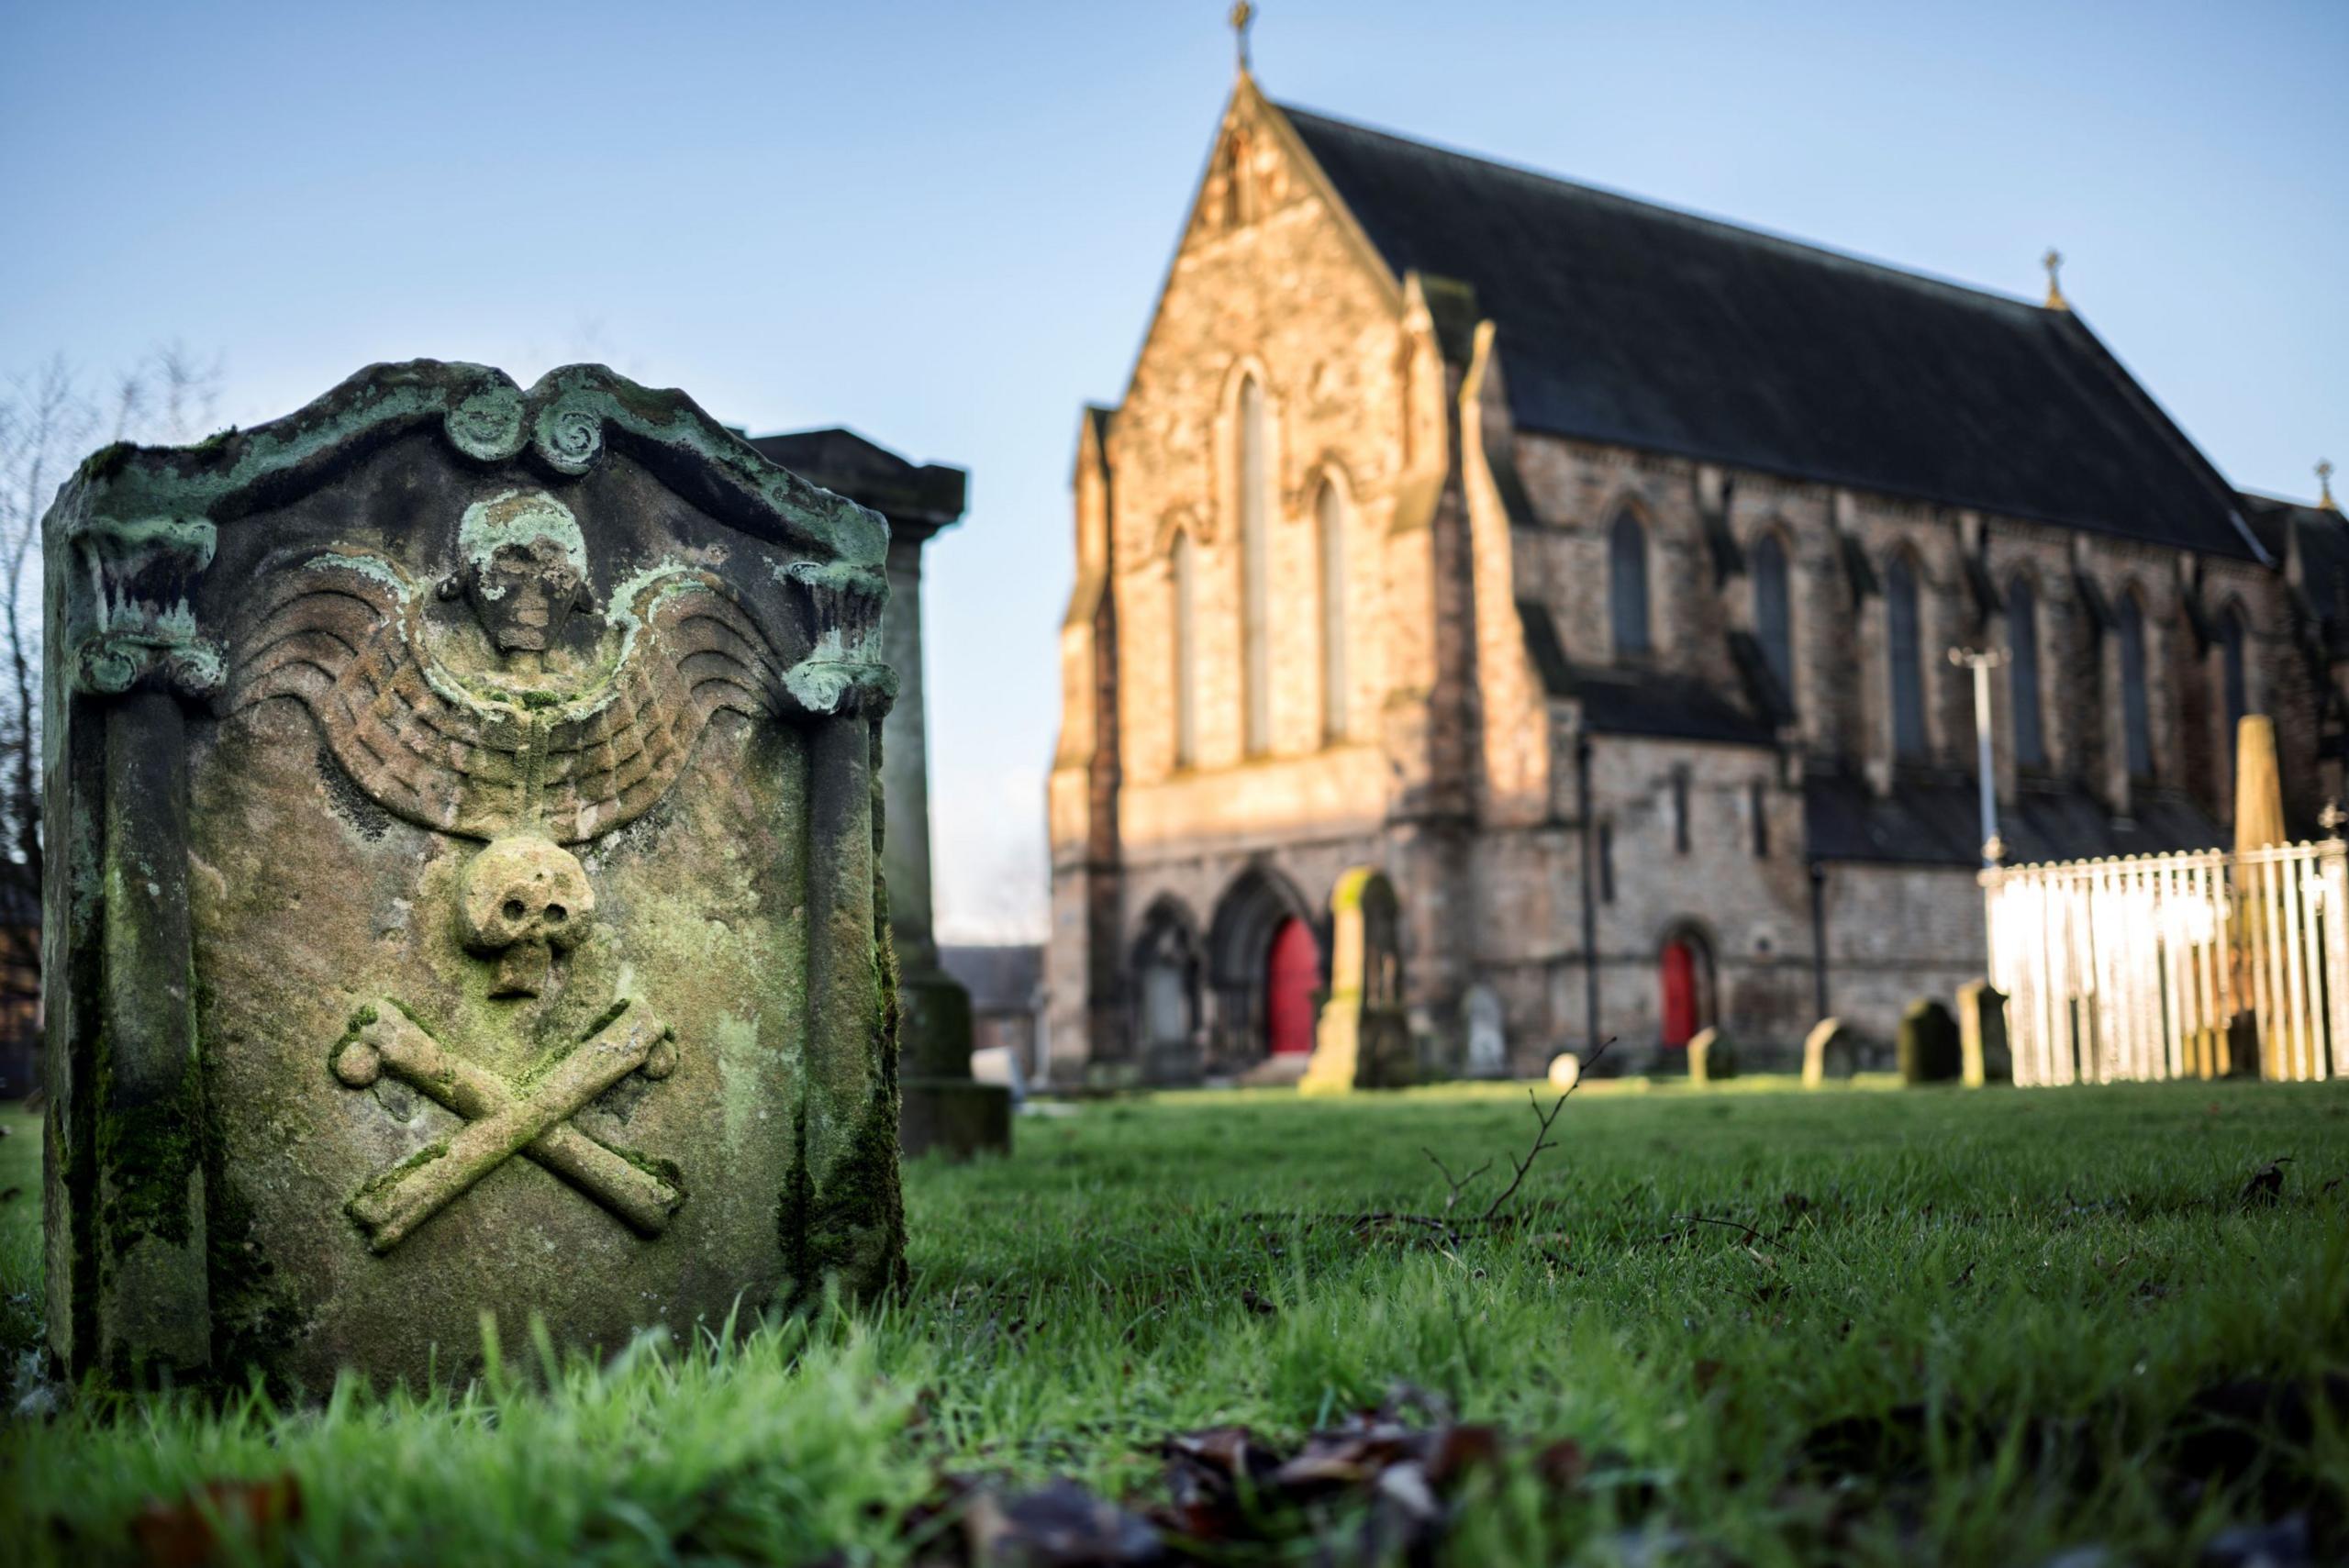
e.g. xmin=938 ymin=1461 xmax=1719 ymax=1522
xmin=74 ymin=441 xmax=135 ymax=484
xmin=200 ymin=1059 xmax=305 ymax=1383
xmin=351 ymin=1140 xmax=448 ymax=1204
xmin=91 ymin=1040 xmax=203 ymax=1258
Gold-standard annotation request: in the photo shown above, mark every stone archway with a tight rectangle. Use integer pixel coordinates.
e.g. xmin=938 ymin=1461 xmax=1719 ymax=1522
xmin=1657 ymin=919 xmax=1718 ymax=1051
xmin=1207 ymin=865 xmax=1319 ymax=1073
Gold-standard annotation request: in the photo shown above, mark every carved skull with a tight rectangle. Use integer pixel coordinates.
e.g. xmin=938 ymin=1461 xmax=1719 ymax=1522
xmin=456 ymin=835 xmax=595 ymax=998
xmin=445 ymin=489 xmax=596 ymax=660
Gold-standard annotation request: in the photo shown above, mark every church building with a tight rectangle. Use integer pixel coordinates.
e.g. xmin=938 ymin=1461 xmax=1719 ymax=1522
xmin=1045 ymin=63 xmax=2336 ymax=1083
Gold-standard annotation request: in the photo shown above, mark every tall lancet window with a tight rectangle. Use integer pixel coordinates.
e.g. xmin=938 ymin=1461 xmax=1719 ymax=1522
xmin=1317 ymin=480 xmax=1349 ymax=740
xmin=2009 ymin=575 xmax=2046 ymax=768
xmin=2119 ymin=593 xmax=2153 ymax=779
xmin=1887 ymin=552 xmax=1926 ymax=760
xmin=1171 ymin=531 xmax=1197 ymax=769
xmin=1239 ymin=375 xmax=1272 ymax=755
xmin=1752 ymin=533 xmax=1793 ymax=705
xmin=2221 ymin=606 xmax=2249 ymax=769
xmin=1609 ymin=509 xmax=1650 ymax=657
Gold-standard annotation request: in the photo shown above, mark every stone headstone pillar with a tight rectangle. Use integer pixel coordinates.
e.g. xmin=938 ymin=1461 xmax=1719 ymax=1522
xmin=1897 ymin=998 xmax=1963 ymax=1084
xmin=744 ymin=430 xmax=1008 ymax=1161
xmin=1801 ymin=1017 xmax=1859 ymax=1087
xmin=1956 ymin=980 xmax=2011 ymax=1086
xmin=1687 ymin=1026 xmax=1736 ymax=1084
xmin=43 ymin=363 xmax=907 ymax=1387
xmin=1301 ymin=868 xmax=1411 ymax=1093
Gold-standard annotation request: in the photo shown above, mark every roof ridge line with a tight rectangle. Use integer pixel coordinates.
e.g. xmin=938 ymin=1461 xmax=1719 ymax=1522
xmin=1272 ymin=99 xmax=2053 ymax=317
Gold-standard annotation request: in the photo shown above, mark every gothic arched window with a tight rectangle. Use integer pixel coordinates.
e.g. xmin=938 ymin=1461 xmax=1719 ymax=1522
xmin=2221 ymin=606 xmax=2249 ymax=767
xmin=1171 ymin=531 xmax=1197 ymax=768
xmin=2009 ymin=574 xmax=2046 ymax=768
xmin=2118 ymin=593 xmax=2153 ymax=780
xmin=1238 ymin=375 xmax=1272 ymax=756
xmin=1609 ymin=509 xmax=1650 ymax=657
xmin=1752 ymin=532 xmax=1793 ymax=704
xmin=1887 ymin=552 xmax=1926 ymax=760
xmin=1317 ymin=479 xmax=1348 ymax=740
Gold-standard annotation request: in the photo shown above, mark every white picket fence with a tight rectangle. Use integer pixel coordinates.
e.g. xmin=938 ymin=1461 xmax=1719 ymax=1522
xmin=1981 ymin=840 xmax=2349 ymax=1085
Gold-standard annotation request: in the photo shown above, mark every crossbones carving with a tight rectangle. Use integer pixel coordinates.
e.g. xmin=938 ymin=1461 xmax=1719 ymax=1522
xmin=333 ymin=998 xmax=682 ymax=1252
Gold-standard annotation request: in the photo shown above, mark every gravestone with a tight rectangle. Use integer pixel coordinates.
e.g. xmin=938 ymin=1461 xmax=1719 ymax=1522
xmin=1687 ymin=1026 xmax=1737 ymax=1084
xmin=1801 ymin=1018 xmax=1859 ymax=1087
xmin=1955 ymin=980 xmax=2011 ymax=1087
xmin=41 ymin=361 xmax=906 ymax=1387
xmin=1300 ymin=868 xmax=1410 ymax=1092
xmin=1897 ymin=998 xmax=1963 ymax=1084
xmin=747 ymin=431 xmax=1007 ymax=1159
xmin=1463 ymin=983 xmax=1508 ymax=1078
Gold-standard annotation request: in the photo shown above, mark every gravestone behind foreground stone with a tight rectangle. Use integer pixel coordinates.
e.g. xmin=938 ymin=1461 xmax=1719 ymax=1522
xmin=42 ymin=361 xmax=906 ymax=1387
xmin=1956 ymin=980 xmax=2011 ymax=1087
xmin=1897 ymin=998 xmax=1963 ymax=1084
xmin=1687 ymin=1026 xmax=1736 ymax=1084
xmin=1300 ymin=868 xmax=1411 ymax=1092
xmin=1801 ymin=1018 xmax=1859 ymax=1087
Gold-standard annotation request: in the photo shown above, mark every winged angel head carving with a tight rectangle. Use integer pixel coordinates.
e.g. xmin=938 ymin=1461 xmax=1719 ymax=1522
xmin=228 ymin=487 xmax=833 ymax=996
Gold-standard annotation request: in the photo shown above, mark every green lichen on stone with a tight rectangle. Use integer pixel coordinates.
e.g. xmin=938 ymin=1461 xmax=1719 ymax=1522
xmin=351 ymin=1140 xmax=449 ymax=1204
xmin=456 ymin=489 xmax=586 ymax=584
xmin=199 ymin=1035 xmax=305 ymax=1380
xmin=91 ymin=1058 xmax=203 ymax=1256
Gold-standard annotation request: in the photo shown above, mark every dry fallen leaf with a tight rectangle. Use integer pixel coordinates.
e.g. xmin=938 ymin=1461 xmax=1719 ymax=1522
xmin=130 ymin=1473 xmax=303 ymax=1568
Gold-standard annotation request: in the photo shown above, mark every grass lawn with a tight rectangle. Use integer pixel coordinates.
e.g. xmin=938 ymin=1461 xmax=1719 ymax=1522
xmin=3 ymin=1078 xmax=2347 ymax=1564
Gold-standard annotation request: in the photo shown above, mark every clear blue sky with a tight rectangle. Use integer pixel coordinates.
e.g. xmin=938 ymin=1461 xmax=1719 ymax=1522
xmin=6 ymin=1 xmax=2343 ymax=940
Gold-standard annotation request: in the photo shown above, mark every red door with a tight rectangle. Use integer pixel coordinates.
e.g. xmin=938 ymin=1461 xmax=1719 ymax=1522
xmin=1266 ymin=917 xmax=1320 ymax=1056
xmin=1660 ymin=940 xmax=1698 ymax=1049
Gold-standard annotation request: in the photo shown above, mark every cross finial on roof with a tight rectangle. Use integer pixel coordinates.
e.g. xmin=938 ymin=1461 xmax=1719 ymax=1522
xmin=1230 ymin=1 xmax=1255 ymax=74
xmin=2321 ymin=458 xmax=2338 ymax=512
xmin=2042 ymin=248 xmax=2067 ymax=310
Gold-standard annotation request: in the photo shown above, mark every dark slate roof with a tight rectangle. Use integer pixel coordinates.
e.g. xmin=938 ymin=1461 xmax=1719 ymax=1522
xmin=1520 ymin=603 xmax=1776 ymax=746
xmin=1804 ymin=775 xmax=2224 ymax=868
xmin=939 ymin=944 xmax=1043 ymax=1014
xmin=1279 ymin=104 xmax=2258 ymax=561
xmin=747 ymin=428 xmax=967 ymax=532
xmin=2241 ymin=491 xmax=2349 ymax=655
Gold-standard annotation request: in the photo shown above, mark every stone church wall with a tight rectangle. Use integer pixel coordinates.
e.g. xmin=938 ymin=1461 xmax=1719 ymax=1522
xmin=1048 ymin=86 xmax=2323 ymax=1086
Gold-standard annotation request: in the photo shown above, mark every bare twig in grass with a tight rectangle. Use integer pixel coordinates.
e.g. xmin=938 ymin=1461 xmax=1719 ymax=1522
xmin=1476 ymin=1039 xmax=1612 ymax=1225
xmin=1421 ymin=1148 xmax=1493 ymax=1214
xmin=1665 ymin=1215 xmax=1778 ymax=1249
xmin=1240 ymin=1040 xmax=1617 ymax=1251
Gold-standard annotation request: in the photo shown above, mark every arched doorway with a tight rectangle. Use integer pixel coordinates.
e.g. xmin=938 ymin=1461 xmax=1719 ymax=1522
xmin=1130 ymin=897 xmax=1202 ymax=1083
xmin=1266 ymin=917 xmax=1319 ymax=1056
xmin=1207 ymin=864 xmax=1319 ymax=1072
xmin=1658 ymin=923 xmax=1716 ymax=1051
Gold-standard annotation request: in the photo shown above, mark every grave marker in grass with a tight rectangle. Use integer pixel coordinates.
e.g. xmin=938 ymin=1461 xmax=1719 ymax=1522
xmin=1898 ymin=998 xmax=1964 ymax=1084
xmin=41 ymin=361 xmax=906 ymax=1387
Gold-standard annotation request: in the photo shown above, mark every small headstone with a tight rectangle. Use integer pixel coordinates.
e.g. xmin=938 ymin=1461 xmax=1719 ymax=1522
xmin=2225 ymin=1015 xmax=2265 ymax=1079
xmin=1801 ymin=1018 xmax=1859 ymax=1088
xmin=1301 ymin=869 xmax=1411 ymax=1092
xmin=42 ymin=362 xmax=906 ymax=1386
xmin=1463 ymin=984 xmax=1508 ymax=1078
xmin=1898 ymin=999 xmax=1964 ymax=1084
xmin=1687 ymin=1026 xmax=1737 ymax=1084
xmin=1955 ymin=980 xmax=2011 ymax=1087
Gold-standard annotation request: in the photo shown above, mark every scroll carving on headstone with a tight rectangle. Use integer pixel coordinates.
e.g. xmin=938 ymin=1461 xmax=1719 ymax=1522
xmin=42 ymin=362 xmax=907 ymax=1387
